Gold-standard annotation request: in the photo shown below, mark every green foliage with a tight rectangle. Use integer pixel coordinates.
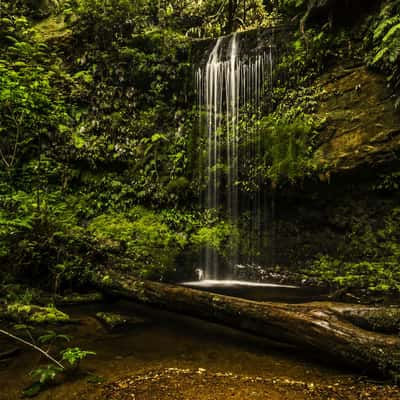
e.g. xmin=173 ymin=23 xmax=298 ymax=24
xmin=75 ymin=0 xmax=271 ymax=39
xmin=30 ymin=364 xmax=62 ymax=384
xmin=260 ymin=114 xmax=317 ymax=183
xmin=0 ymin=1 xmax=37 ymax=20
xmin=0 ymin=8 xmax=73 ymax=175
xmin=88 ymin=207 xmax=188 ymax=279
xmin=0 ymin=0 xmax=392 ymax=293
xmin=6 ymin=303 xmax=70 ymax=324
xmin=95 ymin=311 xmax=127 ymax=329
xmin=0 ymin=0 xmax=336 ymax=284
xmin=38 ymin=331 xmax=71 ymax=346
xmin=0 ymin=0 xmax=205 ymax=284
xmin=272 ymin=25 xmax=356 ymax=98
xmin=60 ymin=347 xmax=96 ymax=367
xmin=18 ymin=288 xmax=34 ymax=305
xmin=13 ymin=323 xmax=36 ymax=344
xmin=191 ymin=220 xmax=239 ymax=258
xmin=74 ymin=0 xmax=156 ymax=48
xmin=69 ymin=7 xmax=197 ymax=204
xmin=24 ymin=364 xmax=63 ymax=397
xmin=180 ymin=0 xmax=271 ymax=37
xmin=366 ymin=0 xmax=400 ymax=107
xmin=307 ymin=256 xmax=400 ymax=293
xmin=304 ymin=206 xmax=400 ymax=293
xmin=23 ymin=343 xmax=94 ymax=396
xmin=237 ymin=111 xmax=318 ymax=189
xmin=0 ymin=189 xmax=92 ymax=286
xmin=373 ymin=171 xmax=400 ymax=192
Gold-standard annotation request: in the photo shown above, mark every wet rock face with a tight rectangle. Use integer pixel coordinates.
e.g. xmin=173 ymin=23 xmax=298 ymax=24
xmin=313 ymin=65 xmax=400 ymax=173
xmin=258 ymin=63 xmax=400 ymax=271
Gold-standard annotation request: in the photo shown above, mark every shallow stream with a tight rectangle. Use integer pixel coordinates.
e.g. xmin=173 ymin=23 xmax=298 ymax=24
xmin=0 ymin=300 xmax=399 ymax=399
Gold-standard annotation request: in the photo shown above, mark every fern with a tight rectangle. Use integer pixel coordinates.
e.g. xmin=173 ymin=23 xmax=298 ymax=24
xmin=389 ymin=41 xmax=400 ymax=63
xmin=383 ymin=23 xmax=400 ymax=43
xmin=373 ymin=16 xmax=400 ymax=40
xmin=368 ymin=1 xmax=400 ymax=107
xmin=372 ymin=46 xmax=389 ymax=65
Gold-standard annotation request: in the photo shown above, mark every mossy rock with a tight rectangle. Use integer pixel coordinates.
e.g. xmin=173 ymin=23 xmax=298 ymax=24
xmin=4 ymin=303 xmax=70 ymax=324
xmin=95 ymin=312 xmax=127 ymax=330
xmin=312 ymin=66 xmax=400 ymax=172
xmin=95 ymin=312 xmax=146 ymax=330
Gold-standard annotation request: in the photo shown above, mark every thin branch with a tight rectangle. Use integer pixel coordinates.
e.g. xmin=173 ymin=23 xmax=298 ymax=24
xmin=0 ymin=147 xmax=10 ymax=168
xmin=207 ymin=0 xmax=228 ymax=24
xmin=8 ymin=106 xmax=24 ymax=168
xmin=0 ymin=328 xmax=65 ymax=370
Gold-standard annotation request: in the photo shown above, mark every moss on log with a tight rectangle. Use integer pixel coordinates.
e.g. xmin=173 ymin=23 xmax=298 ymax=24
xmin=0 ymin=303 xmax=70 ymax=325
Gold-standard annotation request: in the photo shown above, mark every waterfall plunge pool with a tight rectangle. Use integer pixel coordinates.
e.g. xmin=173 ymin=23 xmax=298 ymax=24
xmin=1 ymin=300 xmax=397 ymax=400
xmin=180 ymin=279 xmax=327 ymax=302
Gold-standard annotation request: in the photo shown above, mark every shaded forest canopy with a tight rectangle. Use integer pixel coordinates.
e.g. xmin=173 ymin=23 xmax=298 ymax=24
xmin=1 ymin=0 xmax=400 ymax=296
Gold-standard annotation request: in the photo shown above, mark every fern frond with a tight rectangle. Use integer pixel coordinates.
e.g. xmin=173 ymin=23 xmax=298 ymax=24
xmin=372 ymin=46 xmax=389 ymax=65
xmin=388 ymin=43 xmax=400 ymax=63
xmin=373 ymin=16 xmax=400 ymax=40
xmin=383 ymin=23 xmax=400 ymax=43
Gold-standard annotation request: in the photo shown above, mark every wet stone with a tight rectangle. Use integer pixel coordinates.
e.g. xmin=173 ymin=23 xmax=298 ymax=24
xmin=95 ymin=312 xmax=145 ymax=330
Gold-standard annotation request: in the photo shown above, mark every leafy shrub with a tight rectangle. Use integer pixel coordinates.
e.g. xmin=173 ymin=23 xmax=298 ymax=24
xmin=307 ymin=256 xmax=400 ymax=293
xmin=61 ymin=347 xmax=96 ymax=368
xmin=304 ymin=207 xmax=400 ymax=293
xmin=191 ymin=220 xmax=239 ymax=260
xmin=24 ymin=345 xmax=95 ymax=397
xmin=0 ymin=189 xmax=92 ymax=287
xmin=88 ymin=207 xmax=188 ymax=279
xmin=236 ymin=112 xmax=318 ymax=190
xmin=367 ymin=0 xmax=400 ymax=107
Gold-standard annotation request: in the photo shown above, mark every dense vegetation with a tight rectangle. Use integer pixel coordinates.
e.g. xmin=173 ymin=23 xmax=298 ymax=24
xmin=3 ymin=1 xmax=400 ymax=396
xmin=1 ymin=0 xmax=400 ymax=298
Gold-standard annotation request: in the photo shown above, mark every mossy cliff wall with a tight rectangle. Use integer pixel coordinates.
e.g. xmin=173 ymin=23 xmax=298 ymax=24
xmin=256 ymin=1 xmax=400 ymax=291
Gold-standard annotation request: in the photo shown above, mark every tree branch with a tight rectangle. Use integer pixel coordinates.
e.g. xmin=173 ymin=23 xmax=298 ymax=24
xmin=0 ymin=328 xmax=65 ymax=370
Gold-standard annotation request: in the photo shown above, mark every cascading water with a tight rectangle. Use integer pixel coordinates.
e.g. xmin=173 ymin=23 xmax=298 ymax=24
xmin=196 ymin=31 xmax=274 ymax=280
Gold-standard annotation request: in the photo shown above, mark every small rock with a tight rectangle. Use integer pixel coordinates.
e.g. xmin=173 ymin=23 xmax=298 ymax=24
xmin=95 ymin=312 xmax=128 ymax=330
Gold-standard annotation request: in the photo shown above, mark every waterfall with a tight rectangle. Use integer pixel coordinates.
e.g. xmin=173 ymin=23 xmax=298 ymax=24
xmin=196 ymin=31 xmax=274 ymax=280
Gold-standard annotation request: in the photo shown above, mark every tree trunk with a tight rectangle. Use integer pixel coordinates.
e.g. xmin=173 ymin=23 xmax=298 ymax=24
xmin=91 ymin=268 xmax=400 ymax=379
xmin=226 ymin=0 xmax=238 ymax=33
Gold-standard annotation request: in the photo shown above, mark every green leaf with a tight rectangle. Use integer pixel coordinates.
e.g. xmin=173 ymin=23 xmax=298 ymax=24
xmin=60 ymin=347 xmax=96 ymax=366
xmin=30 ymin=365 xmax=63 ymax=385
xmin=383 ymin=23 xmax=400 ymax=43
xmin=23 ymin=382 xmax=43 ymax=397
xmin=151 ymin=133 xmax=167 ymax=142
xmin=72 ymin=132 xmax=86 ymax=149
xmin=372 ymin=47 xmax=389 ymax=65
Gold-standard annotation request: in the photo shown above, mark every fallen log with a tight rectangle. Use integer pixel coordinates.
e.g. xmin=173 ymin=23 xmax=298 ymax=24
xmin=91 ymin=268 xmax=400 ymax=379
xmin=328 ymin=304 xmax=400 ymax=334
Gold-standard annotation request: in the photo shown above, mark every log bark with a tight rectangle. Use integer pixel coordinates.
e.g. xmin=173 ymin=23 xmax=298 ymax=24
xmin=91 ymin=268 xmax=400 ymax=379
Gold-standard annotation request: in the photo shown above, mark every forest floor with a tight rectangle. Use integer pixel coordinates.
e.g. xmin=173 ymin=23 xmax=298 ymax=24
xmin=99 ymin=367 xmax=400 ymax=400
